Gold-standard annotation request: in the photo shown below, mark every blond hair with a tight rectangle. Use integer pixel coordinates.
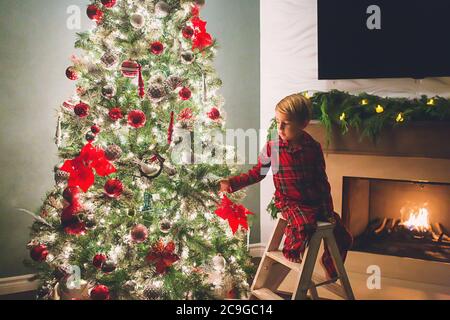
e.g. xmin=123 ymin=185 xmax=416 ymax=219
xmin=275 ymin=93 xmax=312 ymax=124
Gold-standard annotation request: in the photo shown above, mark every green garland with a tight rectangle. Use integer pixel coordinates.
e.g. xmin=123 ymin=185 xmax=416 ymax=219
xmin=308 ymin=90 xmax=450 ymax=143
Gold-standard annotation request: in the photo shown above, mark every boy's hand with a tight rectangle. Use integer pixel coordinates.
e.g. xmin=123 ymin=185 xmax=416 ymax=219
xmin=219 ymin=179 xmax=231 ymax=193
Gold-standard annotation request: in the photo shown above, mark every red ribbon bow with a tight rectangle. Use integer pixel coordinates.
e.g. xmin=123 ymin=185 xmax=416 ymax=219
xmin=191 ymin=17 xmax=213 ymax=50
xmin=215 ymin=195 xmax=254 ymax=234
xmin=145 ymin=240 xmax=180 ymax=274
xmin=138 ymin=64 xmax=145 ymax=99
xmin=60 ymin=143 xmax=116 ymax=192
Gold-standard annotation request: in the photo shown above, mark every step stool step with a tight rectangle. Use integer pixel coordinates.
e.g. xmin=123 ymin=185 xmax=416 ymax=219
xmin=311 ymin=273 xmax=346 ymax=299
xmin=252 ymin=288 xmax=284 ymax=300
xmin=266 ymin=251 xmax=302 ymax=272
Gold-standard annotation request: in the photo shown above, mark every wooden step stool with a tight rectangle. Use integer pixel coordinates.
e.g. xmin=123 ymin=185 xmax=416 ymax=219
xmin=250 ymin=217 xmax=355 ymax=300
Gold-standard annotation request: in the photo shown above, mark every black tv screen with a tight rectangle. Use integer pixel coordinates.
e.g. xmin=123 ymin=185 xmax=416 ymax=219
xmin=318 ymin=0 xmax=450 ymax=79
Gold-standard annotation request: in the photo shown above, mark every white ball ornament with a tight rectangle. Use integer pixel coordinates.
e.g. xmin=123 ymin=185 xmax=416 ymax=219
xmin=212 ymin=255 xmax=226 ymax=272
xmin=155 ymin=1 xmax=170 ymax=18
xmin=130 ymin=13 xmax=145 ymax=29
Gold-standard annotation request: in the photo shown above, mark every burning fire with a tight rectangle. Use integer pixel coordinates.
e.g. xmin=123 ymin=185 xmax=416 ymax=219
xmin=400 ymin=207 xmax=431 ymax=232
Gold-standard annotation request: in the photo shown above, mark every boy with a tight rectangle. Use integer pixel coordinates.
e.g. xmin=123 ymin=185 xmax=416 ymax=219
xmin=219 ymin=93 xmax=353 ymax=280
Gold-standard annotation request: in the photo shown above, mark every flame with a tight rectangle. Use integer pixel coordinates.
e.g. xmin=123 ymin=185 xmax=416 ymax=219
xmin=400 ymin=207 xmax=431 ymax=232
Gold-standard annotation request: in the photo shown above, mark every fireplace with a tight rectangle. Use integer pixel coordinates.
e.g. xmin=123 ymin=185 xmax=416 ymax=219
xmin=342 ymin=177 xmax=450 ymax=263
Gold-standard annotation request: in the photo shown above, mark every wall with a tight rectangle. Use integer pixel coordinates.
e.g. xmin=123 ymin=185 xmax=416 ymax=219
xmin=0 ymin=0 xmax=260 ymax=278
xmin=260 ymin=0 xmax=450 ymax=245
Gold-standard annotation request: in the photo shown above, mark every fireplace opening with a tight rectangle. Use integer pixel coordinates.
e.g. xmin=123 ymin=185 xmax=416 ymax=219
xmin=342 ymin=177 xmax=450 ymax=263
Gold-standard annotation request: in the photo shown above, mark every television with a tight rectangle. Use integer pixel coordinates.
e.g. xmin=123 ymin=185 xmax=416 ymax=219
xmin=318 ymin=0 xmax=450 ymax=80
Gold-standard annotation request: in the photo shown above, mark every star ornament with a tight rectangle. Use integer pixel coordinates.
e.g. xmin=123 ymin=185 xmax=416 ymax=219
xmin=145 ymin=240 xmax=180 ymax=274
xmin=60 ymin=143 xmax=116 ymax=192
xmin=214 ymin=195 xmax=254 ymax=235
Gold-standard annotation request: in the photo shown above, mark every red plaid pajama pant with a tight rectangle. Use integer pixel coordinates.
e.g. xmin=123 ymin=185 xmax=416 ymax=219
xmin=281 ymin=206 xmax=353 ymax=279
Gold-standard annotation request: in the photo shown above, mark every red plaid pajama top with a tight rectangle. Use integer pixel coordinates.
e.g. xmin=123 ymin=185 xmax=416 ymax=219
xmin=229 ymin=131 xmax=334 ymax=220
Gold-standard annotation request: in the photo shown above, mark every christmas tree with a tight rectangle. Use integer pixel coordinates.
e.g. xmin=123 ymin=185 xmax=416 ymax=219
xmin=26 ymin=0 xmax=254 ymax=300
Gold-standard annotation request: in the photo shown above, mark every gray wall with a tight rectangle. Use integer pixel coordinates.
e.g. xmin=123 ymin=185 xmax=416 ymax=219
xmin=0 ymin=0 xmax=260 ymax=278
xmin=203 ymin=0 xmax=261 ymax=245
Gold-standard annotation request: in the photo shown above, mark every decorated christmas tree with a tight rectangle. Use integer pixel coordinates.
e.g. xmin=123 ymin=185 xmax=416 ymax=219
xmin=25 ymin=0 xmax=254 ymax=300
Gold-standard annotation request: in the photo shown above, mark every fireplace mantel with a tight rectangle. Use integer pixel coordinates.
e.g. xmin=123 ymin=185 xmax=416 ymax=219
xmin=305 ymin=121 xmax=450 ymax=159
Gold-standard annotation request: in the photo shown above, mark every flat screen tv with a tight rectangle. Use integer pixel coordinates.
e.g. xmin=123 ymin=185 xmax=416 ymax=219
xmin=318 ymin=0 xmax=450 ymax=79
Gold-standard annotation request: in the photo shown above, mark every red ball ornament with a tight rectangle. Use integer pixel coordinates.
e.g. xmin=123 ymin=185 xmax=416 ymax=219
xmin=62 ymin=186 xmax=80 ymax=204
xmin=121 ymin=60 xmax=140 ymax=78
xmin=207 ymin=107 xmax=221 ymax=120
xmin=179 ymin=87 xmax=192 ymax=100
xmin=104 ymin=179 xmax=123 ymax=197
xmin=65 ymin=67 xmax=78 ymax=80
xmin=108 ymin=108 xmax=124 ymax=121
xmin=65 ymin=221 xmax=86 ymax=236
xmin=182 ymin=26 xmax=195 ymax=39
xmin=101 ymin=0 xmax=116 ymax=8
xmin=90 ymin=285 xmax=110 ymax=300
xmin=131 ymin=224 xmax=148 ymax=243
xmin=61 ymin=204 xmax=86 ymax=236
xmin=93 ymin=254 xmax=107 ymax=269
xmin=150 ymin=41 xmax=164 ymax=55
xmin=91 ymin=125 xmax=100 ymax=134
xmin=127 ymin=110 xmax=146 ymax=128
xmin=86 ymin=5 xmax=104 ymax=22
xmin=30 ymin=244 xmax=49 ymax=262
xmin=74 ymin=102 xmax=90 ymax=118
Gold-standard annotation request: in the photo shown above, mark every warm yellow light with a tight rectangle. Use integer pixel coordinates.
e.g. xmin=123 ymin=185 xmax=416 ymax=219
xmin=375 ymin=104 xmax=384 ymax=113
xmin=401 ymin=208 xmax=431 ymax=233
xmin=339 ymin=112 xmax=346 ymax=121
xmin=427 ymin=98 xmax=435 ymax=106
xmin=361 ymin=99 xmax=369 ymax=105
xmin=396 ymin=113 xmax=404 ymax=122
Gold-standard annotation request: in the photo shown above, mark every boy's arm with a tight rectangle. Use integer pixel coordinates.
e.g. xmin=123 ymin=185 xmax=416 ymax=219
xmin=228 ymin=141 xmax=272 ymax=193
xmin=315 ymin=143 xmax=335 ymax=214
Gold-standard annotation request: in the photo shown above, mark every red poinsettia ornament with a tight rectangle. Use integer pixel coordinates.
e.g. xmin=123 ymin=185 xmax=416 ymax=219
xmin=108 ymin=108 xmax=123 ymax=121
xmin=127 ymin=110 xmax=146 ymax=128
xmin=178 ymin=108 xmax=194 ymax=121
xmin=145 ymin=240 xmax=180 ymax=274
xmin=60 ymin=143 xmax=116 ymax=193
xmin=214 ymin=194 xmax=253 ymax=234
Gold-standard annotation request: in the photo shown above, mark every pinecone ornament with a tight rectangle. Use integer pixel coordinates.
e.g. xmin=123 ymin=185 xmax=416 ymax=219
xmin=54 ymin=166 xmax=70 ymax=184
xmin=101 ymin=52 xmax=119 ymax=69
xmin=105 ymin=145 xmax=122 ymax=161
xmin=147 ymin=83 xmax=167 ymax=103
xmin=143 ymin=284 xmax=166 ymax=300
xmin=166 ymin=75 xmax=183 ymax=90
